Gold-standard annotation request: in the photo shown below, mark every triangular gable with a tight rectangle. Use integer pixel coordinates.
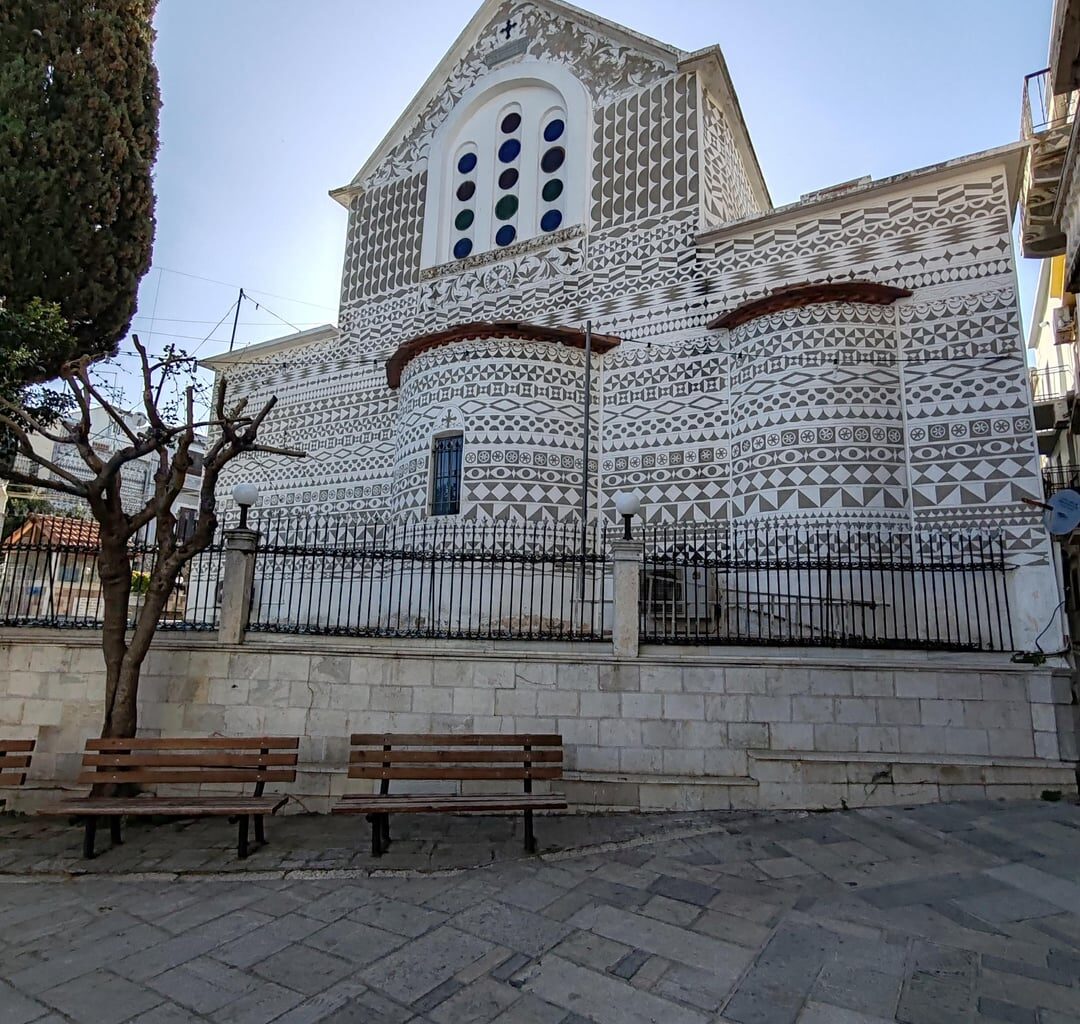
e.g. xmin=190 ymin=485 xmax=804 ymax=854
xmin=333 ymin=0 xmax=682 ymax=199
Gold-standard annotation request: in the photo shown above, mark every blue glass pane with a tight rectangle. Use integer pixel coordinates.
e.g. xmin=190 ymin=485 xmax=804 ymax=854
xmin=540 ymin=209 xmax=562 ymax=233
xmin=457 ymin=152 xmax=477 ymax=174
xmin=498 ymin=139 xmax=521 ymax=163
xmin=496 ymin=225 xmax=516 ymax=247
xmin=543 ymin=118 xmax=565 ymax=142
xmin=453 ymin=237 xmax=473 ymax=259
xmin=540 ymin=146 xmax=565 ymax=173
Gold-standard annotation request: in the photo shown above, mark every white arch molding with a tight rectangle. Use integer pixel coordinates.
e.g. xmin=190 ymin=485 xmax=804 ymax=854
xmin=421 ymin=59 xmax=591 ymax=269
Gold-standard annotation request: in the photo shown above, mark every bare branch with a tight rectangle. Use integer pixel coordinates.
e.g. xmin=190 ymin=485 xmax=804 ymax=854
xmin=77 ymin=362 xmax=141 ymax=447
xmin=0 ymin=411 xmax=90 ymax=490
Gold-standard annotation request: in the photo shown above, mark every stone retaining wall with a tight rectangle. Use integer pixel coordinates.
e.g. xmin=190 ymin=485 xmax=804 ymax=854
xmin=0 ymin=631 xmax=1076 ymax=812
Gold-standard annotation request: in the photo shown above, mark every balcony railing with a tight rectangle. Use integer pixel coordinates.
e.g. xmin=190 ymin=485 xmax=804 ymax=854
xmin=1030 ymin=362 xmax=1076 ymax=401
xmin=1043 ymin=463 xmax=1080 ymax=497
xmin=1020 ymin=68 xmax=1077 ymax=258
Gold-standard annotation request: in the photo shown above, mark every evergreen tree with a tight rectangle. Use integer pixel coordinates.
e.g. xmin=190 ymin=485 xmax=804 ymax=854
xmin=0 ymin=0 xmax=160 ymax=376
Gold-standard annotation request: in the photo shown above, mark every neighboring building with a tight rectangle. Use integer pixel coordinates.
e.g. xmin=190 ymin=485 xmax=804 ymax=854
xmin=1021 ymin=1 xmax=1080 ymax=644
xmin=0 ymin=516 xmax=102 ymax=622
xmin=7 ymin=405 xmax=206 ymax=541
xmin=204 ymin=0 xmax=1058 ymax=648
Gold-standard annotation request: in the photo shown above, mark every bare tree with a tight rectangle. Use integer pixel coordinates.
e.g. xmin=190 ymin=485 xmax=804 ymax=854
xmin=0 ymin=336 xmax=302 ymax=738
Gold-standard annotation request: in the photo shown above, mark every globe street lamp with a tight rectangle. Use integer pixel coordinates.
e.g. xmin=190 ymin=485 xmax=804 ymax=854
xmin=232 ymin=482 xmax=259 ymax=529
xmin=613 ymin=490 xmax=641 ymax=541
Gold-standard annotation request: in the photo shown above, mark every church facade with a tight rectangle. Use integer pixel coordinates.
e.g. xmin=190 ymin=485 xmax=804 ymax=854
xmin=206 ymin=0 xmax=1056 ymax=641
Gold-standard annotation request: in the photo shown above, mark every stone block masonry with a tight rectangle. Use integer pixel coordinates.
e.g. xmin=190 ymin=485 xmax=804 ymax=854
xmin=0 ymin=632 xmax=1075 ymax=813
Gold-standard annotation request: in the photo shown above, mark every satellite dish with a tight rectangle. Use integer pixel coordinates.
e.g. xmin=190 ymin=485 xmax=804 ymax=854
xmin=1044 ymin=489 xmax=1080 ymax=536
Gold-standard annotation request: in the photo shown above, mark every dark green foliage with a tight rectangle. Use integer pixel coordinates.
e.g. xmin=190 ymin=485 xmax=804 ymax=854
xmin=0 ymin=494 xmax=64 ymax=539
xmin=0 ymin=0 xmax=160 ymax=372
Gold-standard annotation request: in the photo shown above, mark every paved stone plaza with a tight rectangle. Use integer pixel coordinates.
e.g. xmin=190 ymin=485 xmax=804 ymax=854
xmin=1 ymin=800 xmax=1080 ymax=1023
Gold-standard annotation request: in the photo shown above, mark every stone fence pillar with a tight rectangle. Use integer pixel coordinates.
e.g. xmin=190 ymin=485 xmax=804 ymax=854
xmin=611 ymin=539 xmax=641 ymax=658
xmin=218 ymin=527 xmax=259 ymax=644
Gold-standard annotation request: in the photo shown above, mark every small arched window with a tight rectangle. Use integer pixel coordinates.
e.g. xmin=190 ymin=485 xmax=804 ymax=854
xmin=423 ymin=66 xmax=587 ymax=269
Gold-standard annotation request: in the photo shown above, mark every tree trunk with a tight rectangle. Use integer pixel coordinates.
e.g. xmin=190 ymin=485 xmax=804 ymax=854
xmin=97 ymin=537 xmax=133 ymax=738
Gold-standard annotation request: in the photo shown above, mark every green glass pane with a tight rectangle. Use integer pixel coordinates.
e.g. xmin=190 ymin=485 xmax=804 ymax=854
xmin=454 ymin=209 xmax=474 ymax=231
xmin=542 ymin=178 xmax=564 ymax=202
xmin=495 ymin=194 xmax=518 ymax=220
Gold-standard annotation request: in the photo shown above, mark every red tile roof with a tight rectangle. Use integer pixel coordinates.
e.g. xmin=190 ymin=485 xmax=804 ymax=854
xmin=2 ymin=514 xmax=101 ymax=548
xmin=385 ymin=321 xmax=621 ymax=389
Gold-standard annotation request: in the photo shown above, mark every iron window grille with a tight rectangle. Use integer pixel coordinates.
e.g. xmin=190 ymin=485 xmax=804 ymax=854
xmin=431 ymin=433 xmax=464 ymax=516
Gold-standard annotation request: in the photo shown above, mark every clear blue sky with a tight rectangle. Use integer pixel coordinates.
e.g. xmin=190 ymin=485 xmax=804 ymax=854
xmin=125 ymin=0 xmax=1053 ymax=371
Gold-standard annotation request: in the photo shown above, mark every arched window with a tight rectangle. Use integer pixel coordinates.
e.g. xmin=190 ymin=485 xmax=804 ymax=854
xmin=422 ymin=64 xmax=587 ymax=268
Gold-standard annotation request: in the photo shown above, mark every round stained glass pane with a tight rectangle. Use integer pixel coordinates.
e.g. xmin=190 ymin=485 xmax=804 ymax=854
xmin=540 ymin=146 xmax=565 ymax=173
xmin=495 ymin=194 xmax=519 ymax=220
xmin=454 ymin=209 xmax=474 ymax=231
xmin=500 ymin=112 xmax=522 ymax=134
xmin=543 ymin=118 xmax=565 ymax=142
xmin=540 ymin=209 xmax=562 ymax=233
xmin=496 ymin=225 xmax=516 ymax=247
xmin=498 ymin=167 xmax=519 ymax=190
xmin=457 ymin=152 xmax=477 ymax=174
xmin=456 ymin=180 xmax=476 ymax=201
xmin=541 ymin=178 xmax=563 ymax=202
xmin=498 ymin=138 xmax=521 ymax=163
xmin=453 ymin=237 xmax=473 ymax=260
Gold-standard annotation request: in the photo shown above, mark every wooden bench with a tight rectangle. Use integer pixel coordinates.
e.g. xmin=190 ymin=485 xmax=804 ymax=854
xmin=332 ymin=733 xmax=567 ymax=857
xmin=0 ymin=740 xmax=35 ymax=809
xmin=38 ymin=737 xmax=299 ymax=859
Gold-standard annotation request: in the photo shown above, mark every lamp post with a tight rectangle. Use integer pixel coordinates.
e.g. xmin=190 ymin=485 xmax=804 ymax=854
xmin=232 ymin=483 xmax=259 ymax=530
xmin=613 ymin=490 xmax=641 ymax=541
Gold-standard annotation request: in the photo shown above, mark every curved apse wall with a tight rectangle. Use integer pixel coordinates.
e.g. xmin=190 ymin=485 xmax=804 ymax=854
xmin=391 ymin=337 xmax=598 ymax=522
xmin=727 ymin=301 xmax=909 ymax=526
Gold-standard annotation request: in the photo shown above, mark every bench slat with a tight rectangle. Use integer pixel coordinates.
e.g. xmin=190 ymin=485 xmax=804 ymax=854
xmin=349 ymin=749 xmax=561 ymax=764
xmin=347 ymin=766 xmax=562 ymax=781
xmin=40 ymin=795 xmax=287 ymax=817
xmin=87 ymin=737 xmax=299 ymax=750
xmin=0 ymin=755 xmax=32 ymax=769
xmin=0 ymin=740 xmax=35 ymax=753
xmin=83 ymin=753 xmax=298 ymax=768
xmin=350 ymin=733 xmax=561 ymax=747
xmin=77 ymin=769 xmax=298 ymax=785
xmin=333 ymin=794 xmax=567 ymax=813
xmin=0 ymin=771 xmax=27 ymax=786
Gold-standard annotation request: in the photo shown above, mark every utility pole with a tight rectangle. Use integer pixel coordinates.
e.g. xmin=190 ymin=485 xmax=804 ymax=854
xmin=579 ymin=321 xmax=593 ymax=598
xmin=227 ymin=288 xmax=244 ymax=352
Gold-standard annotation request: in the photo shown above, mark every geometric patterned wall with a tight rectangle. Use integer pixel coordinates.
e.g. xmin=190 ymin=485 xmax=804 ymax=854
xmin=213 ymin=0 xmax=1049 ymax=574
xmin=592 ymin=74 xmax=699 ymax=230
xmin=700 ymin=93 xmax=759 ymax=227
xmin=341 ymin=172 xmax=427 ymax=303
xmin=393 ymin=337 xmax=598 ymax=521
xmin=727 ymin=302 xmax=907 ymax=525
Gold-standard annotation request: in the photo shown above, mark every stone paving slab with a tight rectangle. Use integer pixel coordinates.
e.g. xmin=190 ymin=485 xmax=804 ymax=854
xmin=1 ymin=799 xmax=1080 ymax=1022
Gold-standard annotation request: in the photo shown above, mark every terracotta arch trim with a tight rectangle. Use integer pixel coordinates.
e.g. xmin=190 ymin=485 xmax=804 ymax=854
xmin=386 ymin=321 xmax=620 ymax=389
xmin=707 ymin=281 xmax=913 ymax=331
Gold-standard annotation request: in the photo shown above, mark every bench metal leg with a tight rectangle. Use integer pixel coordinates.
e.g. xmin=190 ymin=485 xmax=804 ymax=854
xmin=83 ymin=818 xmax=97 ymax=859
xmin=237 ymin=815 xmax=249 ymax=860
xmin=381 ymin=813 xmax=390 ymax=850
xmin=254 ymin=815 xmax=266 ymax=846
xmin=109 ymin=817 xmax=123 ymax=847
xmin=366 ymin=813 xmax=383 ymax=857
xmin=524 ymin=810 xmax=536 ymax=854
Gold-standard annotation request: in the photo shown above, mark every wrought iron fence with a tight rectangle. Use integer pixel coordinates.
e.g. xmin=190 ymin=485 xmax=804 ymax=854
xmin=245 ymin=515 xmax=610 ymax=641
xmin=640 ymin=523 xmax=1013 ymax=651
xmin=0 ymin=529 xmax=225 ymax=630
